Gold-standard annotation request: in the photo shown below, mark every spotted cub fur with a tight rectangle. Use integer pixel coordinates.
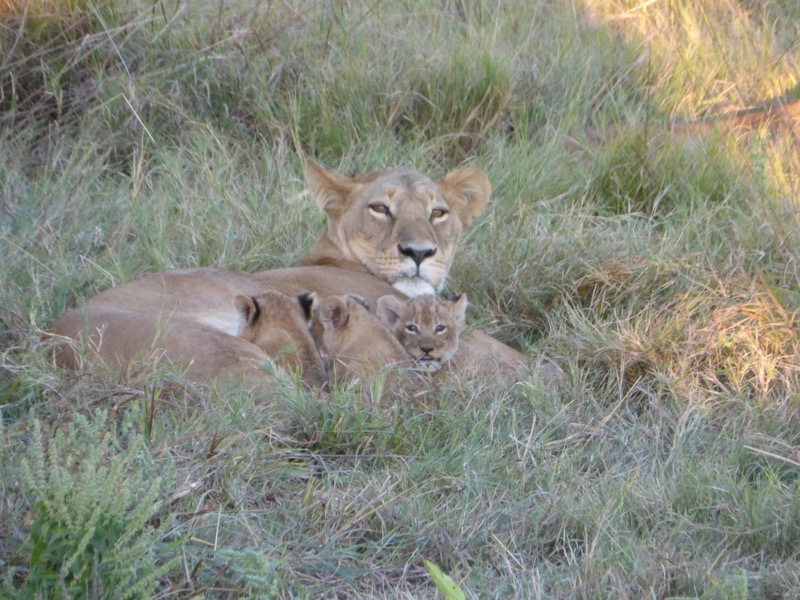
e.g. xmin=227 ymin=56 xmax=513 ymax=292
xmin=376 ymin=294 xmax=467 ymax=372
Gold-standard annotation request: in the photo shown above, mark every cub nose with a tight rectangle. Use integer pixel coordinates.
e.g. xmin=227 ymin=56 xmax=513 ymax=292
xmin=398 ymin=244 xmax=436 ymax=267
xmin=420 ymin=345 xmax=435 ymax=355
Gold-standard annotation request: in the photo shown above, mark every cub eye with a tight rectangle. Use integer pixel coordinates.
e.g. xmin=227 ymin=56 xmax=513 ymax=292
xmin=405 ymin=323 xmax=419 ymax=334
xmin=430 ymin=208 xmax=448 ymax=222
xmin=369 ymin=204 xmax=391 ymax=218
xmin=435 ymin=324 xmax=447 ymax=333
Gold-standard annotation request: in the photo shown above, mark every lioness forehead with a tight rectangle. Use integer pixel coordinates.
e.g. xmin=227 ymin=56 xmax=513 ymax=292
xmin=356 ymin=167 xmax=435 ymax=187
xmin=361 ymin=170 xmax=440 ymax=198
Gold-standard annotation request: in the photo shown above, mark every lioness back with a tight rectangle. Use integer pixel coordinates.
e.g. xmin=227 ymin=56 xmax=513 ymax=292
xmin=376 ymin=294 xmax=467 ymax=372
xmin=51 ymin=287 xmax=328 ymax=388
xmin=50 ymin=307 xmax=275 ymax=385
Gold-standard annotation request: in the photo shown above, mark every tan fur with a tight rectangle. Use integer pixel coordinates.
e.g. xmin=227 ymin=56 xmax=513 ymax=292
xmin=52 ymin=290 xmax=326 ymax=388
xmin=51 ymin=307 xmax=273 ymax=385
xmin=232 ymin=291 xmax=326 ymax=386
xmin=310 ymin=295 xmax=411 ymax=384
xmin=248 ymin=265 xmax=534 ymax=377
xmin=301 ymin=160 xmax=490 ymax=296
xmin=51 ymin=162 xmax=559 ymax=387
xmin=376 ymin=294 xmax=467 ymax=372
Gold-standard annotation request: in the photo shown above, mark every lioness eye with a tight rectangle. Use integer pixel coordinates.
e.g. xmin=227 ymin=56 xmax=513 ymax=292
xmin=405 ymin=324 xmax=419 ymax=334
xmin=431 ymin=208 xmax=448 ymax=221
xmin=369 ymin=204 xmax=391 ymax=217
xmin=435 ymin=324 xmax=447 ymax=333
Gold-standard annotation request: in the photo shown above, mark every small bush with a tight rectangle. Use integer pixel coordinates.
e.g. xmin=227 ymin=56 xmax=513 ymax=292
xmin=10 ymin=410 xmax=179 ymax=599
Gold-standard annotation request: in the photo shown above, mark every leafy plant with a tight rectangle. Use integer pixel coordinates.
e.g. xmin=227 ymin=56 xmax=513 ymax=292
xmin=425 ymin=560 xmax=466 ymax=600
xmin=14 ymin=410 xmax=179 ymax=599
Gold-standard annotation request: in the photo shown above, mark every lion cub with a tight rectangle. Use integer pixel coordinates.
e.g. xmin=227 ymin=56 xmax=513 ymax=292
xmin=233 ymin=291 xmax=327 ymax=386
xmin=376 ymin=294 xmax=467 ymax=372
xmin=309 ymin=294 xmax=411 ymax=384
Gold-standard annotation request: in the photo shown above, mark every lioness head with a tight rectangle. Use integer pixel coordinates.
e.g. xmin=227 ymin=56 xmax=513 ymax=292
xmin=310 ymin=294 xmax=410 ymax=383
xmin=303 ymin=160 xmax=491 ymax=296
xmin=376 ymin=293 xmax=467 ymax=372
xmin=234 ymin=291 xmax=327 ymax=386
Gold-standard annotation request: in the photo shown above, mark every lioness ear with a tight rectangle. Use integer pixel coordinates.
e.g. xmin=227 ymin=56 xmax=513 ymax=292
xmin=320 ymin=297 xmax=350 ymax=330
xmin=297 ymin=292 xmax=318 ymax=322
xmin=376 ymin=295 xmax=404 ymax=329
xmin=234 ymin=295 xmax=259 ymax=332
xmin=439 ymin=167 xmax=491 ymax=228
xmin=304 ymin=160 xmax=362 ymax=219
xmin=452 ymin=293 xmax=468 ymax=331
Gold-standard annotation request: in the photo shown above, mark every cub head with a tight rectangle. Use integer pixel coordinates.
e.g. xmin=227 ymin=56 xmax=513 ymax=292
xmin=303 ymin=160 xmax=491 ymax=297
xmin=376 ymin=293 xmax=468 ymax=372
xmin=310 ymin=294 xmax=410 ymax=383
xmin=234 ymin=291 xmax=326 ymax=387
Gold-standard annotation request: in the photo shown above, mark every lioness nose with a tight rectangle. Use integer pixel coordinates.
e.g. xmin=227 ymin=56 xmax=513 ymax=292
xmin=398 ymin=244 xmax=436 ymax=267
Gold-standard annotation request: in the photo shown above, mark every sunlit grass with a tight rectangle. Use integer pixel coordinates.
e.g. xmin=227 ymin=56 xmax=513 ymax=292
xmin=584 ymin=0 xmax=800 ymax=115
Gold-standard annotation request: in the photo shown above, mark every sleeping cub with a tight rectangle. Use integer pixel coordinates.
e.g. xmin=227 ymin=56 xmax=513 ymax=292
xmin=376 ymin=294 xmax=467 ymax=372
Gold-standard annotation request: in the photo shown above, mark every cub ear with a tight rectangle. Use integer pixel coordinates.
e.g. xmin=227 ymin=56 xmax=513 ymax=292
xmin=297 ymin=292 xmax=318 ymax=322
xmin=439 ymin=167 xmax=491 ymax=228
xmin=319 ymin=296 xmax=350 ymax=330
xmin=234 ymin=295 xmax=259 ymax=333
xmin=304 ymin=160 xmax=362 ymax=220
xmin=376 ymin=295 xmax=404 ymax=329
xmin=451 ymin=293 xmax=469 ymax=331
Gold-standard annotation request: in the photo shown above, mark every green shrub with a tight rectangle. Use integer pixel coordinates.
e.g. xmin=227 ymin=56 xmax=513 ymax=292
xmin=12 ymin=410 xmax=179 ymax=599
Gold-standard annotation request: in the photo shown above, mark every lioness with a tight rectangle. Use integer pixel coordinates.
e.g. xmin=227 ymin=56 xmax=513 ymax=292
xmin=376 ymin=294 xmax=467 ymax=372
xmin=53 ymin=161 xmax=552 ymax=385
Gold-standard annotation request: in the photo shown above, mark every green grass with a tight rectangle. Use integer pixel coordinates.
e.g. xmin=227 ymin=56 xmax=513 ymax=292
xmin=2 ymin=0 xmax=800 ymax=597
